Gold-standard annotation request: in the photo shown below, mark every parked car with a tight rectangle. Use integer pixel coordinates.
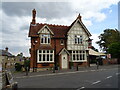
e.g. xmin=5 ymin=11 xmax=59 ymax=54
xmin=2 ymin=70 xmax=18 ymax=89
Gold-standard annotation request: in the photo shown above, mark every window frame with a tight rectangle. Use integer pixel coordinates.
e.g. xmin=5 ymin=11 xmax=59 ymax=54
xmin=40 ymin=34 xmax=51 ymax=44
xmin=37 ymin=50 xmax=54 ymax=63
xmin=74 ymin=35 xmax=83 ymax=44
xmin=71 ymin=50 xmax=86 ymax=62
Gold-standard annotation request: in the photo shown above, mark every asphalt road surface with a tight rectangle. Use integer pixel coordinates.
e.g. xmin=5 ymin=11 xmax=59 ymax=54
xmin=14 ymin=65 xmax=120 ymax=89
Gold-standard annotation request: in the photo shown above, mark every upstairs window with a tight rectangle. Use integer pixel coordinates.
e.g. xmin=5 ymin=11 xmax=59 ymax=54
xmin=41 ymin=34 xmax=50 ymax=44
xmin=75 ymin=35 xmax=83 ymax=44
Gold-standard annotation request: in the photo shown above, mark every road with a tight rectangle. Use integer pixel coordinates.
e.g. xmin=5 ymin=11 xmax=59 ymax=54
xmin=14 ymin=65 xmax=120 ymax=89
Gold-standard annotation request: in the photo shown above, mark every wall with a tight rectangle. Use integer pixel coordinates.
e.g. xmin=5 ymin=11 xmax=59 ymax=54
xmin=67 ymin=21 xmax=89 ymax=50
xmin=103 ymin=58 xmax=118 ymax=65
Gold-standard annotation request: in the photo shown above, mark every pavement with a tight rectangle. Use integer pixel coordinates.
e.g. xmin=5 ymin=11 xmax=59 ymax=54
xmin=13 ymin=64 xmax=119 ymax=78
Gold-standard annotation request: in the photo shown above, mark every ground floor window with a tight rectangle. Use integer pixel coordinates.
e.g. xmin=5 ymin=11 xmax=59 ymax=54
xmin=71 ymin=50 xmax=86 ymax=61
xmin=37 ymin=50 xmax=54 ymax=63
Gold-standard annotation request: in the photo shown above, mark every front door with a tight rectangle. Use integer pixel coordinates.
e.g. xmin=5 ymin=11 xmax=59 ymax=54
xmin=61 ymin=54 xmax=68 ymax=69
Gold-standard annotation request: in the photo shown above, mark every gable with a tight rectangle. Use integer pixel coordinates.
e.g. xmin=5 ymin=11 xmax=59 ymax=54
xmin=59 ymin=48 xmax=70 ymax=55
xmin=68 ymin=19 xmax=91 ymax=37
xmin=38 ymin=25 xmax=54 ymax=35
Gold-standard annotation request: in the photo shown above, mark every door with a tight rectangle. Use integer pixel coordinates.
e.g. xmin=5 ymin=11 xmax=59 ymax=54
xmin=61 ymin=54 xmax=68 ymax=69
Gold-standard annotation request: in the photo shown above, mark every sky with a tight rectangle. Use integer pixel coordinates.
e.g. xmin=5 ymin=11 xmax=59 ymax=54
xmin=0 ymin=0 xmax=119 ymax=56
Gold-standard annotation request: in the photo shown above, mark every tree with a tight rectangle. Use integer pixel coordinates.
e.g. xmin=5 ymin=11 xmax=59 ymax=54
xmin=107 ymin=42 xmax=120 ymax=58
xmin=96 ymin=29 xmax=120 ymax=52
xmin=15 ymin=63 xmax=22 ymax=71
xmin=17 ymin=52 xmax=23 ymax=57
xmin=24 ymin=58 xmax=30 ymax=71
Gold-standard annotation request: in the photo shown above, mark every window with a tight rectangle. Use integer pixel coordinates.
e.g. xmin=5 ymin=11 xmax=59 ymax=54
xmin=38 ymin=50 xmax=54 ymax=62
xmin=41 ymin=34 xmax=50 ymax=44
xmin=72 ymin=50 xmax=86 ymax=61
xmin=75 ymin=35 xmax=83 ymax=44
xmin=60 ymin=39 xmax=64 ymax=45
xmin=39 ymin=55 xmax=41 ymax=61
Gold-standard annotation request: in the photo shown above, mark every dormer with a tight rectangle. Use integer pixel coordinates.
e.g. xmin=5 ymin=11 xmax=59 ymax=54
xmin=38 ymin=25 xmax=54 ymax=45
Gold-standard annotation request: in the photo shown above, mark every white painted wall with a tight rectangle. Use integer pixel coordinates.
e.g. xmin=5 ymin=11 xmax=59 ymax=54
xmin=67 ymin=21 xmax=89 ymax=51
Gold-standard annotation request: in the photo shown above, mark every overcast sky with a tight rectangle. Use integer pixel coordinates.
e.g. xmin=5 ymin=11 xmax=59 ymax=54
xmin=0 ymin=0 xmax=119 ymax=56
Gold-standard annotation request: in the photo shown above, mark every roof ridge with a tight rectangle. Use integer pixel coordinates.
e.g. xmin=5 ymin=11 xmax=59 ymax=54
xmin=38 ymin=23 xmax=69 ymax=27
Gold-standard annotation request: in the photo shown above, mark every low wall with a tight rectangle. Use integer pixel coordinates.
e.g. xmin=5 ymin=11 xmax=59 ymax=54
xmin=103 ymin=58 xmax=118 ymax=65
xmin=73 ymin=62 xmax=88 ymax=67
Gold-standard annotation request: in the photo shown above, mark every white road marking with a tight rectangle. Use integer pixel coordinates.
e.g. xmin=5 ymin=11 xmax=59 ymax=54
xmin=106 ymin=76 xmax=112 ymax=79
xmin=77 ymin=87 xmax=85 ymax=90
xmin=80 ymin=87 xmax=85 ymax=89
xmin=116 ymin=73 xmax=120 ymax=75
xmin=92 ymin=80 xmax=101 ymax=85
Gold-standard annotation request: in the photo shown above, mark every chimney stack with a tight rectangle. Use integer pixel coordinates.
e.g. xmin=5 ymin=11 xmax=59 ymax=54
xmin=31 ymin=9 xmax=36 ymax=24
xmin=5 ymin=47 xmax=8 ymax=52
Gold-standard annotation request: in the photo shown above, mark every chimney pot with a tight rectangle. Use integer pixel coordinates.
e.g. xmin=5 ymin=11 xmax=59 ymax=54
xmin=5 ymin=47 xmax=8 ymax=52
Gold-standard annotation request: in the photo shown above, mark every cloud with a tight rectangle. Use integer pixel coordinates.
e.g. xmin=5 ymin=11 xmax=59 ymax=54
xmin=71 ymin=0 xmax=118 ymax=22
xmin=90 ymin=33 xmax=100 ymax=50
xmin=1 ymin=10 xmax=30 ymax=56
xmin=2 ymin=2 xmax=73 ymax=19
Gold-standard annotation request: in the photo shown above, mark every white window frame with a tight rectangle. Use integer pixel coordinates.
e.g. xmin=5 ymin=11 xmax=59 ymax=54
xmin=37 ymin=50 xmax=54 ymax=63
xmin=71 ymin=50 xmax=87 ymax=62
xmin=40 ymin=34 xmax=50 ymax=44
xmin=75 ymin=35 xmax=83 ymax=44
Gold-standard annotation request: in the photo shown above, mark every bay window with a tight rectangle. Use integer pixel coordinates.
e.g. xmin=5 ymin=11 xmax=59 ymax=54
xmin=72 ymin=50 xmax=86 ymax=61
xmin=37 ymin=50 xmax=54 ymax=63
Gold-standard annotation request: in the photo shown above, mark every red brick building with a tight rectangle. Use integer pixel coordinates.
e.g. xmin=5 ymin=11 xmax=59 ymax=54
xmin=28 ymin=9 xmax=92 ymax=70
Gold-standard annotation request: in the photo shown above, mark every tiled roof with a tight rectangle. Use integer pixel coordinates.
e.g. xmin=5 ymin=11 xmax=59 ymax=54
xmin=0 ymin=49 xmax=14 ymax=57
xmin=28 ymin=14 xmax=91 ymax=38
xmin=38 ymin=45 xmax=54 ymax=50
xmin=29 ymin=23 xmax=69 ymax=38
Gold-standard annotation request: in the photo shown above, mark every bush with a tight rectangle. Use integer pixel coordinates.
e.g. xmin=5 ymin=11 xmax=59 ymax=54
xmin=15 ymin=63 xmax=22 ymax=71
xmin=69 ymin=62 xmax=73 ymax=69
xmin=24 ymin=60 xmax=30 ymax=71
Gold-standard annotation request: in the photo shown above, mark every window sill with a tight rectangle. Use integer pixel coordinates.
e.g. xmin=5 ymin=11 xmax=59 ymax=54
xmin=37 ymin=61 xmax=54 ymax=63
xmin=41 ymin=43 xmax=50 ymax=45
xmin=71 ymin=60 xmax=87 ymax=62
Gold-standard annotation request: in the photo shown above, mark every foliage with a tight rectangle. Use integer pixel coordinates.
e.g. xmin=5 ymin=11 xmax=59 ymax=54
xmin=107 ymin=42 xmax=120 ymax=58
xmin=17 ymin=52 xmax=23 ymax=57
xmin=24 ymin=59 xmax=30 ymax=71
xmin=96 ymin=29 xmax=120 ymax=52
xmin=24 ymin=59 xmax=30 ymax=68
xmin=15 ymin=63 xmax=22 ymax=71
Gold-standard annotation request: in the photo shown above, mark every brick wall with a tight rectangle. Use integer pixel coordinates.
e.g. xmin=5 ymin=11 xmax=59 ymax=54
xmin=103 ymin=58 xmax=118 ymax=65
